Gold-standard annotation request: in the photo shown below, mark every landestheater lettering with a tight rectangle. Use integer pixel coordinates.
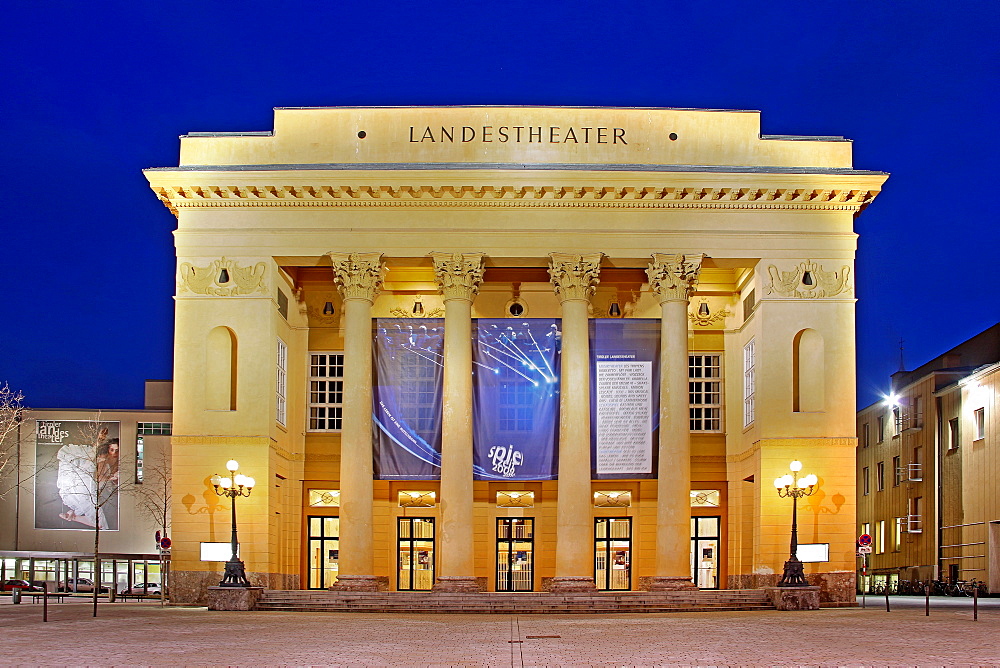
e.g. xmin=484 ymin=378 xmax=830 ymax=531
xmin=409 ymin=125 xmax=627 ymax=144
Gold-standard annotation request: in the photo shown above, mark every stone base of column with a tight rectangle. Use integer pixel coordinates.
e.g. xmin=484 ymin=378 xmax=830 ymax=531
xmin=766 ymin=586 xmax=820 ymax=611
xmin=432 ymin=576 xmax=483 ymax=593
xmin=643 ymin=576 xmax=697 ymax=591
xmin=545 ymin=576 xmax=597 ymax=593
xmin=329 ymin=575 xmax=386 ymax=592
xmin=206 ymin=586 xmax=264 ymax=611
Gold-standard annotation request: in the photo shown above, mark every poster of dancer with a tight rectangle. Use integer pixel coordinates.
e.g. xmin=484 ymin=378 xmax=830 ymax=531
xmin=34 ymin=419 xmax=121 ymax=530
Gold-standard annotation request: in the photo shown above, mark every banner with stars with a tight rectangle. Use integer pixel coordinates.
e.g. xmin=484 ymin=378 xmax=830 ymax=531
xmin=472 ymin=319 xmax=561 ymax=480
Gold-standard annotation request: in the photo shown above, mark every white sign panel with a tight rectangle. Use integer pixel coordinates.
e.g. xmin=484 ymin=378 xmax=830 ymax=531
xmin=596 ymin=359 xmax=652 ymax=474
xmin=200 ymin=542 xmax=238 ymax=562
xmin=796 ymin=543 xmax=830 ymax=563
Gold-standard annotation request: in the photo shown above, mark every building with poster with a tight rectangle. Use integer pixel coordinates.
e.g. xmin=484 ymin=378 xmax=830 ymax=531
xmin=0 ymin=381 xmax=172 ymax=593
xmin=856 ymin=324 xmax=999 ymax=593
xmin=144 ymin=106 xmax=887 ymax=604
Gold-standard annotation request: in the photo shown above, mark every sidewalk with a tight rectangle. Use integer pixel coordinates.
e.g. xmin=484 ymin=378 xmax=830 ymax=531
xmin=2 ymin=596 xmax=997 ymax=667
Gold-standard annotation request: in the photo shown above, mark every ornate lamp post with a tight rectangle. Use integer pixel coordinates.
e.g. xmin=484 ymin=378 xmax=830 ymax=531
xmin=211 ymin=459 xmax=255 ymax=587
xmin=773 ymin=460 xmax=818 ymax=587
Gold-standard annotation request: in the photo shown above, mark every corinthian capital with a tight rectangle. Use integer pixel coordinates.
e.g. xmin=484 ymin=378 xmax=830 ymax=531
xmin=327 ymin=252 xmax=385 ymax=303
xmin=548 ymin=252 xmax=604 ymax=303
xmin=646 ymin=253 xmax=704 ymax=303
xmin=430 ymin=251 xmax=486 ymax=302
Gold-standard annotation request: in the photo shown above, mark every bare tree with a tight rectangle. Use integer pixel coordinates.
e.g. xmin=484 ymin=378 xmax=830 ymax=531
xmin=0 ymin=384 xmax=30 ymax=500
xmin=132 ymin=443 xmax=171 ymax=604
xmin=53 ymin=412 xmax=129 ymax=616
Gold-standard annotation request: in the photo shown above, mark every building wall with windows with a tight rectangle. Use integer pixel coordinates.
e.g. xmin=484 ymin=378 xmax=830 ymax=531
xmin=0 ymin=381 xmax=172 ymax=593
xmin=856 ymin=324 xmax=999 ymax=591
xmin=145 ymin=106 xmax=887 ymax=603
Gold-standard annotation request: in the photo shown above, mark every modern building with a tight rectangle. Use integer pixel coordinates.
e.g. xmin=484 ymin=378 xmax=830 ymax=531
xmin=144 ymin=106 xmax=887 ymax=604
xmin=0 ymin=381 xmax=172 ymax=593
xmin=856 ymin=324 xmax=999 ymax=592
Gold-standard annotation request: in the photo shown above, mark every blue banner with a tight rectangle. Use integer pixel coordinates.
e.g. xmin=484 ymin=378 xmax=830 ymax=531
xmin=473 ymin=319 xmax=561 ymax=480
xmin=590 ymin=319 xmax=660 ymax=478
xmin=372 ymin=319 xmax=444 ymax=479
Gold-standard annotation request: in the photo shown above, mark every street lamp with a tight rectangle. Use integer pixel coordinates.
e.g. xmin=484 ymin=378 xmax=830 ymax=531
xmin=211 ymin=459 xmax=255 ymax=587
xmin=773 ymin=460 xmax=818 ymax=587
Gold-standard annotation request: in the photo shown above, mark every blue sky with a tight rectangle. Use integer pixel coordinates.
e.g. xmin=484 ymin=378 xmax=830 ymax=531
xmin=3 ymin=0 xmax=997 ymax=409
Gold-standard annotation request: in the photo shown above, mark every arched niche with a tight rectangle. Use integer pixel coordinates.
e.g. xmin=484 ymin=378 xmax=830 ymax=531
xmin=206 ymin=326 xmax=237 ymax=410
xmin=793 ymin=328 xmax=824 ymax=412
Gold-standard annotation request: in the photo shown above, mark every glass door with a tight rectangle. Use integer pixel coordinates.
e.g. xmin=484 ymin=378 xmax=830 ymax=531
xmin=595 ymin=517 xmax=632 ymax=590
xmin=397 ymin=517 xmax=435 ymax=591
xmin=690 ymin=516 xmax=720 ymax=589
xmin=496 ymin=518 xmax=534 ymax=591
xmin=307 ymin=516 xmax=339 ymax=589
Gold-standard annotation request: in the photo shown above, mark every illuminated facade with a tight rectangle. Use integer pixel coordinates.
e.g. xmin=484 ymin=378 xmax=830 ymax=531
xmin=145 ymin=106 xmax=887 ymax=604
xmin=856 ymin=324 xmax=999 ymax=592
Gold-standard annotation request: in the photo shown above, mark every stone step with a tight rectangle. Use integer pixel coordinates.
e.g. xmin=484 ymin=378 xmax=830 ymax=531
xmin=254 ymin=588 xmax=774 ymax=614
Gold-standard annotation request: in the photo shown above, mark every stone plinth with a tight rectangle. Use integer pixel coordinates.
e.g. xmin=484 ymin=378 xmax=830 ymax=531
xmin=544 ymin=576 xmax=597 ymax=593
xmin=330 ymin=575 xmax=389 ymax=592
xmin=207 ymin=586 xmax=264 ymax=611
xmin=432 ymin=576 xmax=483 ymax=592
xmin=766 ymin=586 xmax=820 ymax=611
xmin=643 ymin=576 xmax=697 ymax=591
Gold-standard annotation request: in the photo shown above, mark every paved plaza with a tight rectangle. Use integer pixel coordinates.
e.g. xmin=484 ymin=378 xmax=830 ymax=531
xmin=2 ymin=595 xmax=997 ymax=667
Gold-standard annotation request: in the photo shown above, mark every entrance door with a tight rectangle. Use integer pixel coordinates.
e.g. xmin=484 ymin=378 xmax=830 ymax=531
xmin=690 ymin=516 xmax=720 ymax=589
xmin=496 ymin=518 xmax=534 ymax=591
xmin=595 ymin=517 xmax=632 ymax=590
xmin=307 ymin=516 xmax=339 ymax=589
xmin=397 ymin=517 xmax=435 ymax=591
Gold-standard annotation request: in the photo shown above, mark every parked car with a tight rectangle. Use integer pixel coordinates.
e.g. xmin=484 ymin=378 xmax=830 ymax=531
xmin=120 ymin=582 xmax=163 ymax=596
xmin=57 ymin=578 xmax=109 ymax=593
xmin=1 ymin=579 xmax=44 ymax=592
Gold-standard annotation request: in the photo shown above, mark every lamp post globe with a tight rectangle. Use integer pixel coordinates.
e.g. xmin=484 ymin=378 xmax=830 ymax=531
xmin=211 ymin=460 xmax=255 ymax=587
xmin=775 ymin=460 xmax=817 ymax=587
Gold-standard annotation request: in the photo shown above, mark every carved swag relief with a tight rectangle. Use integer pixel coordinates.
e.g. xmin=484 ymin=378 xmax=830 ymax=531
xmin=178 ymin=257 xmax=267 ymax=296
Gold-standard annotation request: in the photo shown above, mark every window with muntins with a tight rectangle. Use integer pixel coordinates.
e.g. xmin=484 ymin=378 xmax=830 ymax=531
xmin=399 ymin=348 xmax=437 ymax=433
xmin=276 ymin=338 xmax=288 ymax=426
xmin=309 ymin=353 xmax=344 ymax=431
xmin=137 ymin=422 xmax=172 ymax=435
xmin=689 ymin=354 xmax=722 ymax=432
xmin=742 ymin=340 xmax=756 ymax=428
xmin=499 ymin=363 xmax=533 ymax=432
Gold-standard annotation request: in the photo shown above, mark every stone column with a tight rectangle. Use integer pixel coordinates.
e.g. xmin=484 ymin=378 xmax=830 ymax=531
xmin=327 ymin=251 xmax=385 ymax=591
xmin=645 ymin=253 xmax=703 ymax=590
xmin=547 ymin=252 xmax=603 ymax=592
xmin=430 ymin=251 xmax=486 ymax=592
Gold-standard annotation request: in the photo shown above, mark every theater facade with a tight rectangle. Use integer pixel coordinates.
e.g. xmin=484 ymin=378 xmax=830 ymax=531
xmin=145 ymin=106 xmax=887 ymax=604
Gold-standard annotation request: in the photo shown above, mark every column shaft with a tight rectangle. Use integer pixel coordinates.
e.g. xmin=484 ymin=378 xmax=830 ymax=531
xmin=436 ymin=297 xmax=477 ymax=589
xmin=431 ymin=251 xmax=484 ymax=592
xmin=548 ymin=252 xmax=603 ymax=592
xmin=647 ymin=252 xmax=702 ymax=590
xmin=327 ymin=252 xmax=383 ymax=591
xmin=655 ymin=298 xmax=693 ymax=577
xmin=337 ymin=297 xmax=376 ymax=583
xmin=555 ymin=298 xmax=594 ymax=580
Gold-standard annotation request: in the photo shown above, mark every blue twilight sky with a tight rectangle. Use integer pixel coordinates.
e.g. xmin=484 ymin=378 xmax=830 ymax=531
xmin=2 ymin=0 xmax=997 ymax=411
